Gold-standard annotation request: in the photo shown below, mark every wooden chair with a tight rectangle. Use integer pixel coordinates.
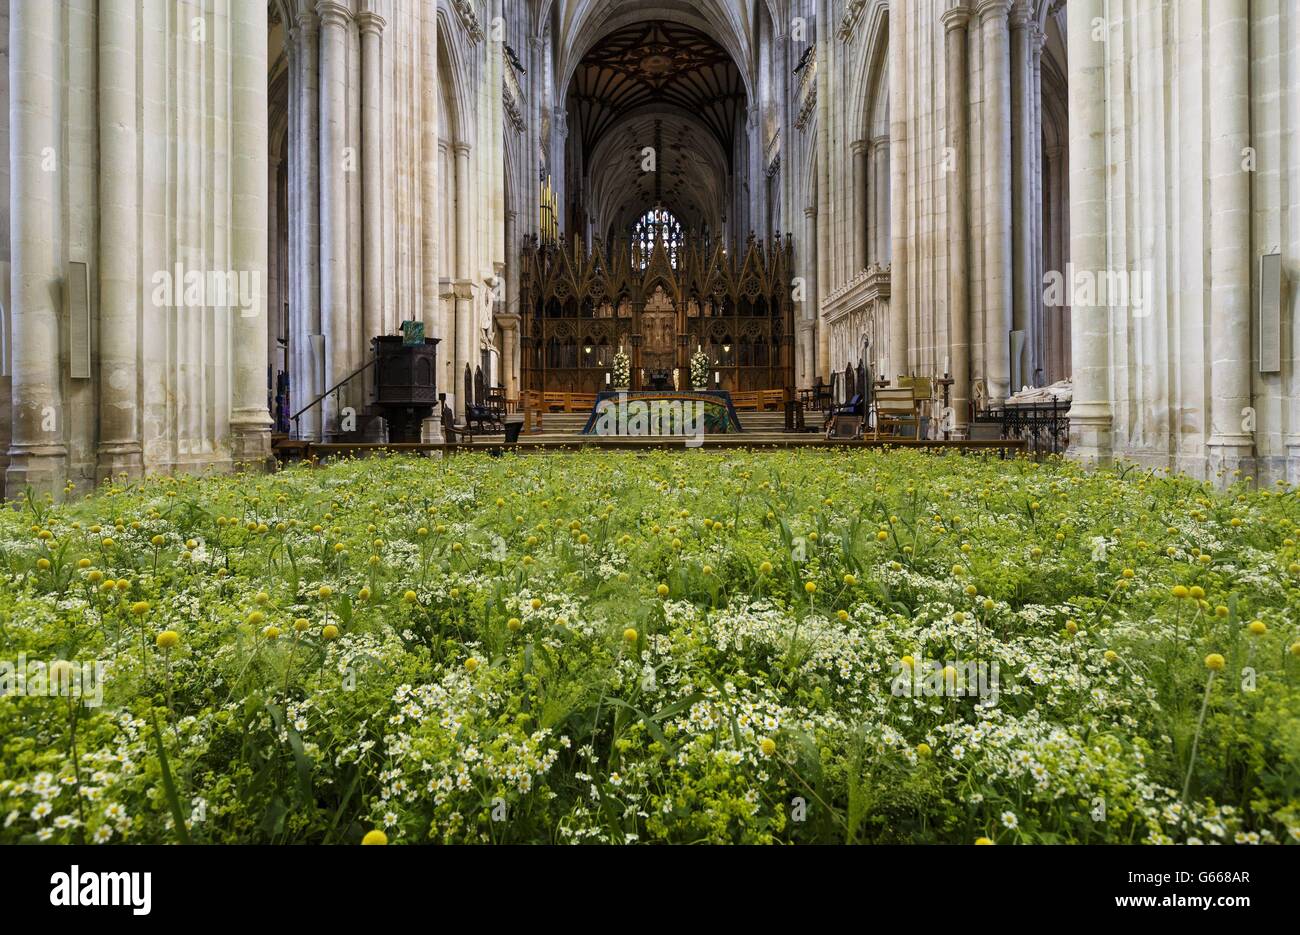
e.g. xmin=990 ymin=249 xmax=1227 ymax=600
xmin=874 ymin=386 xmax=920 ymax=438
xmin=441 ymin=403 xmax=476 ymax=443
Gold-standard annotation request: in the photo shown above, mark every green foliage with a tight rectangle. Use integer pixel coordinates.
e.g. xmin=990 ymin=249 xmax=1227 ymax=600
xmin=0 ymin=450 xmax=1297 ymax=844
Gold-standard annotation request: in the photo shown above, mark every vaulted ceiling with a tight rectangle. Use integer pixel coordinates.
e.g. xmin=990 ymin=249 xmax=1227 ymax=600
xmin=569 ymin=21 xmax=746 ymax=163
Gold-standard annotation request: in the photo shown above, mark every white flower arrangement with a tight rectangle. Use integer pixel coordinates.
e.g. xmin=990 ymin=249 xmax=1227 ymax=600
xmin=690 ymin=347 xmax=712 ymax=389
xmin=611 ymin=346 xmax=630 ymax=388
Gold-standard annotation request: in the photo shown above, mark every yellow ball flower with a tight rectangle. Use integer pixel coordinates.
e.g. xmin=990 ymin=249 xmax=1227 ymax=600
xmin=247 ymin=609 xmax=266 ymax=626
xmin=131 ymin=601 xmax=150 ymax=616
xmin=843 ymin=574 xmax=856 ymax=586
xmin=507 ymin=617 xmax=522 ymax=632
xmin=87 ymin=570 xmax=103 ymax=584
xmin=1247 ymin=620 xmax=1266 ymax=636
xmin=657 ymin=584 xmax=670 ymax=598
xmin=759 ymin=737 xmax=776 ymax=756
xmin=1104 ymin=650 xmax=1119 ymax=664
xmin=264 ymin=626 xmax=281 ymax=640
xmin=530 ymin=598 xmax=542 ymax=610
xmin=465 ymin=657 xmax=479 ymax=673
xmin=322 ymin=624 xmax=339 ymax=641
xmin=804 ymin=581 xmax=817 ymax=594
xmin=36 ymin=558 xmax=50 ymax=571
xmin=318 ymin=585 xmax=333 ymax=599
xmin=1171 ymin=585 xmax=1189 ymax=599
xmin=974 ymin=837 xmax=994 ymax=845
xmin=155 ymin=630 xmax=180 ymax=649
xmin=403 ymin=590 xmax=418 ymax=603
xmin=623 ymin=628 xmax=638 ymax=643
xmin=1204 ymin=653 xmax=1226 ymax=671
xmin=360 ymin=830 xmax=388 ymax=846
xmin=77 ymin=558 xmax=91 ymax=569
xmin=1189 ymin=586 xmax=1206 ymax=600
xmin=759 ymin=561 xmax=773 ymax=575
xmin=916 ymin=742 xmax=932 ymax=757
xmin=837 ymin=609 xmax=849 ymax=622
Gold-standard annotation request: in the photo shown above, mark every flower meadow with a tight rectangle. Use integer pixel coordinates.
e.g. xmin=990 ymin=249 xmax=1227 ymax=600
xmin=1 ymin=450 xmax=1298 ymax=845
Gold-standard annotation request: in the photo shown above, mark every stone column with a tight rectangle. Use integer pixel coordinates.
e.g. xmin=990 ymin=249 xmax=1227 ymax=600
xmin=294 ymin=11 xmax=322 ymax=441
xmin=499 ymin=314 xmax=519 ymax=400
xmin=230 ymin=0 xmax=274 ymax=466
xmin=1065 ymin=0 xmax=1112 ymax=463
xmin=887 ymin=0 xmax=908 ymax=380
xmin=97 ymin=0 xmax=143 ymax=481
xmin=852 ymin=140 xmax=870 ymax=271
xmin=1206 ymin=0 xmax=1256 ymax=480
xmin=6 ymin=0 xmax=66 ymax=493
xmin=358 ymin=11 xmax=385 ymax=346
xmin=1009 ymin=1 xmax=1034 ymax=392
xmin=873 ymin=137 xmax=889 ymax=267
xmin=979 ymin=0 xmax=1013 ymax=401
xmin=814 ymin=0 xmax=832 ymax=380
xmin=421 ymin=3 xmax=439 ymax=337
xmin=454 ymin=142 xmax=474 ymax=404
xmin=317 ymin=1 xmax=349 ymax=438
xmin=944 ymin=3 xmax=972 ymax=430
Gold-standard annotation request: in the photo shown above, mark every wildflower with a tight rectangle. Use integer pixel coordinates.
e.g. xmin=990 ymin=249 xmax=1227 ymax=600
xmin=156 ymin=630 xmax=179 ymax=649
xmin=657 ymin=584 xmax=669 ymax=598
xmin=322 ymin=625 xmax=339 ymax=641
xmin=974 ymin=837 xmax=994 ymax=845
xmin=804 ymin=581 xmax=816 ymax=594
xmin=916 ymin=743 xmax=932 ymax=757
xmin=1204 ymin=653 xmax=1225 ymax=671
xmin=507 ymin=618 xmax=522 ymax=632
xmin=760 ymin=738 xmax=776 ymax=756
xmin=1247 ymin=620 xmax=1266 ymax=635
xmin=759 ymin=561 xmax=773 ymax=575
xmin=1000 ymin=811 xmax=1019 ymax=830
xmin=361 ymin=829 xmax=388 ymax=845
xmin=465 ymin=657 xmax=479 ymax=673
xmin=131 ymin=601 xmax=150 ymax=616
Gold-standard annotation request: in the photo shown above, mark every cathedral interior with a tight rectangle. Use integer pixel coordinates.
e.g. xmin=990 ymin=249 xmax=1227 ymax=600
xmin=0 ymin=0 xmax=1298 ymax=492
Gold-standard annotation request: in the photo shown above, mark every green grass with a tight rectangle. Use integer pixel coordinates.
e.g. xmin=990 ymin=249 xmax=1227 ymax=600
xmin=0 ymin=449 xmax=1297 ymax=844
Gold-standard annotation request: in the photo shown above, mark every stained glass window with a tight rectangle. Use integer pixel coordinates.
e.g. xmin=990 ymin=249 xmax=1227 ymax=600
xmin=633 ymin=207 xmax=683 ymax=269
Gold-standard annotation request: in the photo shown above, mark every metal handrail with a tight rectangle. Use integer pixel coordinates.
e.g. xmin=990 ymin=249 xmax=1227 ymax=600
xmin=291 ymin=357 xmax=378 ymax=436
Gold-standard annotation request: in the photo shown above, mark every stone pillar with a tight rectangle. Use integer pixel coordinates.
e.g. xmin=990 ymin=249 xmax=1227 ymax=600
xmin=1206 ymin=0 xmax=1256 ymax=480
xmin=873 ymin=137 xmax=889 ymax=267
xmin=317 ymin=1 xmax=349 ymax=438
xmin=453 ymin=142 xmax=474 ymax=405
xmin=97 ymin=0 xmax=143 ymax=482
xmin=1009 ymin=1 xmax=1034 ymax=392
xmin=358 ymin=12 xmax=385 ymax=346
xmin=294 ymin=11 xmax=322 ymax=441
xmin=6 ymin=0 xmax=66 ymax=493
xmin=815 ymin=0 xmax=832 ymax=381
xmin=1065 ymin=0 xmax=1112 ymax=463
xmin=230 ymin=0 xmax=274 ymax=466
xmin=887 ymin=0 xmax=908 ymax=381
xmin=979 ymin=0 xmax=1012 ymax=402
xmin=499 ymin=314 xmax=519 ymax=400
xmin=944 ymin=4 xmax=972 ymax=430
xmin=421 ymin=3 xmax=439 ymax=337
xmin=852 ymin=140 xmax=870 ymax=271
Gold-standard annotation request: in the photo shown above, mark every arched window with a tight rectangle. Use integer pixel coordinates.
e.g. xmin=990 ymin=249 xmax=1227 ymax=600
xmin=633 ymin=207 xmax=684 ymax=269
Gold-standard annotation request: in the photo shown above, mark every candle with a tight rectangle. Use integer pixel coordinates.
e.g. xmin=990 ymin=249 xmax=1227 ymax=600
xmin=943 ymin=356 xmax=950 ymax=376
xmin=606 ymin=372 xmax=611 ymax=385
